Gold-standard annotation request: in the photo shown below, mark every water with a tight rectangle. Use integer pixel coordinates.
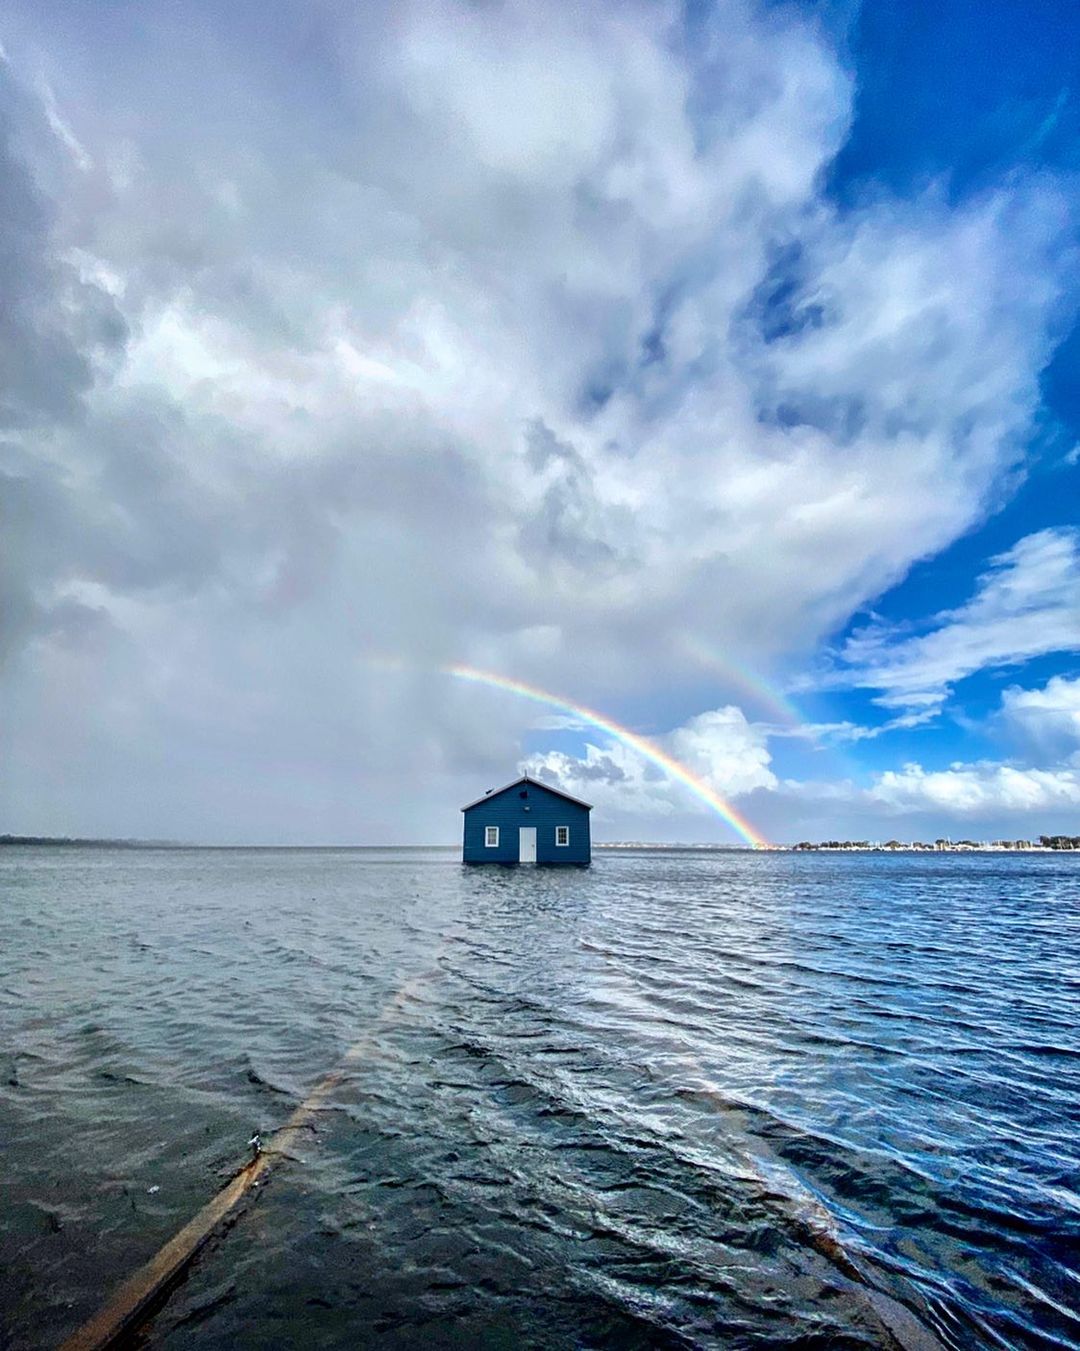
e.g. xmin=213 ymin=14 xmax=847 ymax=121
xmin=2 ymin=847 xmax=1078 ymax=1349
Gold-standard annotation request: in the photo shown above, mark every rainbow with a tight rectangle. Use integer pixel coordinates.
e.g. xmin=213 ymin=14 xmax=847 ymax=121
xmin=445 ymin=664 xmax=768 ymax=848
xmin=679 ymin=636 xmax=804 ymax=728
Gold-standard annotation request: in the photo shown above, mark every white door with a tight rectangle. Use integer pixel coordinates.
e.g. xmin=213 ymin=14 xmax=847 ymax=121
xmin=518 ymin=827 xmax=537 ymax=863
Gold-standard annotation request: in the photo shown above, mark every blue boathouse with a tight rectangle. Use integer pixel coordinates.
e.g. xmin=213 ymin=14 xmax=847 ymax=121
xmin=462 ymin=775 xmax=592 ymax=865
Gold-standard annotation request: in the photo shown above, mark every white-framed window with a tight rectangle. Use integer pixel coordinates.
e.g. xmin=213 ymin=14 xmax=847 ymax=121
xmin=485 ymin=826 xmax=499 ymax=847
xmin=555 ymin=825 xmax=570 ymax=847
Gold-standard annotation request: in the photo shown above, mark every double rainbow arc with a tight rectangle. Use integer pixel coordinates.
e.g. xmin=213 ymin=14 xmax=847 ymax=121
xmin=445 ymin=664 xmax=768 ymax=848
xmin=679 ymin=638 xmax=804 ymax=728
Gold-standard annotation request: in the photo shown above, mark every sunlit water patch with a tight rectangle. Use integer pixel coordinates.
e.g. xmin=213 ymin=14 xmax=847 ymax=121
xmin=1 ymin=847 xmax=1078 ymax=1348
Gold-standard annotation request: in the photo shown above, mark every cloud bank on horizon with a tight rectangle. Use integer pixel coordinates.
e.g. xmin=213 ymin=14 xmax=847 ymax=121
xmin=2 ymin=0 xmax=1079 ymax=843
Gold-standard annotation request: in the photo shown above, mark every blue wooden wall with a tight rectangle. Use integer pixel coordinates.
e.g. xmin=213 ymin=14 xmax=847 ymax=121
xmin=463 ymin=781 xmax=591 ymax=865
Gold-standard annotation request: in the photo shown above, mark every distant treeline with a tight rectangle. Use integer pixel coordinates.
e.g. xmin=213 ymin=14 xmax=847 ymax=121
xmin=0 ymin=835 xmax=149 ymax=848
xmin=793 ymin=836 xmax=1080 ymax=851
xmin=794 ymin=840 xmax=957 ymax=850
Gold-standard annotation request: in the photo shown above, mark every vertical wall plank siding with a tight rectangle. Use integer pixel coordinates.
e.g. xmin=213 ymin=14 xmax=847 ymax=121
xmin=462 ymin=778 xmax=591 ymax=865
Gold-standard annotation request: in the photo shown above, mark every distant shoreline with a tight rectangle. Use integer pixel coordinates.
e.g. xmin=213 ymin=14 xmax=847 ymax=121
xmin=0 ymin=835 xmax=180 ymax=848
xmin=3 ymin=835 xmax=1078 ymax=853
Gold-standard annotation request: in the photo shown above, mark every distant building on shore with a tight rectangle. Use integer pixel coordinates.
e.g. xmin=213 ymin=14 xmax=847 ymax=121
xmin=462 ymin=775 xmax=591 ymax=866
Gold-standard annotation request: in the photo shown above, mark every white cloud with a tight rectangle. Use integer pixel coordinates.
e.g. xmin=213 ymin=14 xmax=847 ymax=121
xmin=774 ymin=702 xmax=1080 ymax=824
xmin=1001 ymin=674 xmax=1080 ymax=754
xmin=868 ymin=761 xmax=1080 ymax=815
xmin=40 ymin=78 xmax=92 ymax=171
xmin=765 ymin=752 xmax=1080 ymax=840
xmin=525 ymin=741 xmax=681 ymax=820
xmin=1 ymin=1 xmax=1079 ymax=839
xmin=813 ymin=528 xmax=1080 ymax=710
xmin=770 ymin=706 xmax=940 ymax=744
xmin=524 ymin=704 xmax=775 ymax=822
xmin=668 ymin=706 xmax=778 ymax=796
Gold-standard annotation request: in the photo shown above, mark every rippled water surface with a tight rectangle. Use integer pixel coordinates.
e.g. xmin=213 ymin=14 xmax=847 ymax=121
xmin=2 ymin=846 xmax=1079 ymax=1349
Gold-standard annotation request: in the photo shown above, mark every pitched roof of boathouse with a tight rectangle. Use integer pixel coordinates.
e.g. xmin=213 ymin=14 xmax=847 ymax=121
xmin=460 ymin=774 xmax=593 ymax=813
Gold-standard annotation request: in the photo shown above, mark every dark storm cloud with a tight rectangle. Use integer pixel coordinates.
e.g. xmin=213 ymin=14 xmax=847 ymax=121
xmin=0 ymin=74 xmax=126 ymax=430
xmin=0 ymin=68 xmax=131 ymax=660
xmin=518 ymin=419 xmax=630 ymax=575
xmin=550 ymin=754 xmax=628 ymax=786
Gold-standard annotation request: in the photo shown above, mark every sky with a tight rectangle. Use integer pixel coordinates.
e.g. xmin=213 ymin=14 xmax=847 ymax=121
xmin=2 ymin=0 xmax=1080 ymax=846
